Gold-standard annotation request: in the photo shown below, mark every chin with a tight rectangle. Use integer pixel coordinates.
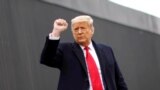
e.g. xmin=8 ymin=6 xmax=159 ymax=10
xmin=76 ymin=40 xmax=88 ymax=46
xmin=76 ymin=40 xmax=85 ymax=44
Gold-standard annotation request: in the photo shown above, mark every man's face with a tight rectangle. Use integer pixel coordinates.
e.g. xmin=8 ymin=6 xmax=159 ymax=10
xmin=71 ymin=21 xmax=94 ymax=46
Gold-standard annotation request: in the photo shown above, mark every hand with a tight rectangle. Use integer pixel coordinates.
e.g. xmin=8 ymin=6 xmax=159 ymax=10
xmin=51 ymin=19 xmax=68 ymax=37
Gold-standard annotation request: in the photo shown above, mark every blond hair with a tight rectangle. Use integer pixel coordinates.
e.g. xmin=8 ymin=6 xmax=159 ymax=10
xmin=71 ymin=15 xmax=94 ymax=30
xmin=71 ymin=15 xmax=93 ymax=25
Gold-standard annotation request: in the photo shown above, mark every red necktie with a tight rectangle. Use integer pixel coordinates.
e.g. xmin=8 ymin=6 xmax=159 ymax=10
xmin=84 ymin=47 xmax=103 ymax=90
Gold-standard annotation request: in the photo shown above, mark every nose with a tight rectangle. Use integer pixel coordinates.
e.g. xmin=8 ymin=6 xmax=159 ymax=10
xmin=78 ymin=28 xmax=82 ymax=33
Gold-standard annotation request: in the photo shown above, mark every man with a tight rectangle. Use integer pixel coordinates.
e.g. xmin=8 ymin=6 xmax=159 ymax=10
xmin=40 ymin=15 xmax=128 ymax=90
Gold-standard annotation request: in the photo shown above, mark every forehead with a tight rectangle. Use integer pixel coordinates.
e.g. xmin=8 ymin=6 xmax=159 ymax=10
xmin=72 ymin=21 xmax=90 ymax=28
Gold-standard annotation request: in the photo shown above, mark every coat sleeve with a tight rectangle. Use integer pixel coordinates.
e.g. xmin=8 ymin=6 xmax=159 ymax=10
xmin=110 ymin=48 xmax=128 ymax=90
xmin=40 ymin=36 xmax=63 ymax=69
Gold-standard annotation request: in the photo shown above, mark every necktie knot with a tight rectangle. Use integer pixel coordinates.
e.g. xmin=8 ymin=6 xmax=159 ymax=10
xmin=84 ymin=46 xmax=89 ymax=51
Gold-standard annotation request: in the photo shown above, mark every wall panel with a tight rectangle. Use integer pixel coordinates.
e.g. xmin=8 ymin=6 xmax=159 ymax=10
xmin=0 ymin=0 xmax=160 ymax=90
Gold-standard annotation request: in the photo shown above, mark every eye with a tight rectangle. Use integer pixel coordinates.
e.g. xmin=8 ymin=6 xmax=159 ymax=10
xmin=80 ymin=27 xmax=85 ymax=30
xmin=73 ymin=27 xmax=79 ymax=32
xmin=74 ymin=27 xmax=78 ymax=30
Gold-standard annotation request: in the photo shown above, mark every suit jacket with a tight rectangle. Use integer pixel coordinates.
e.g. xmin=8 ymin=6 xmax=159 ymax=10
xmin=40 ymin=37 xmax=128 ymax=90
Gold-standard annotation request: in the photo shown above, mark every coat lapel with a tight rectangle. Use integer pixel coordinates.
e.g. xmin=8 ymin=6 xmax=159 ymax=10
xmin=72 ymin=42 xmax=88 ymax=75
xmin=92 ymin=41 xmax=111 ymax=90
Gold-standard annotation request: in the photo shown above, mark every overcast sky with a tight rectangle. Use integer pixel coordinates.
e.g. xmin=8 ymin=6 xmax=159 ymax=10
xmin=109 ymin=0 xmax=160 ymax=18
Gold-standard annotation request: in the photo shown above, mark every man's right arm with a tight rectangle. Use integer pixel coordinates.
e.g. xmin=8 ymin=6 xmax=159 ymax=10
xmin=40 ymin=19 xmax=68 ymax=68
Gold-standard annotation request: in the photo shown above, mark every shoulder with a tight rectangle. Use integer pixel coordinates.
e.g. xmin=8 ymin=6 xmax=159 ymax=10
xmin=95 ymin=43 xmax=115 ymax=55
xmin=59 ymin=42 xmax=73 ymax=48
xmin=92 ymin=40 xmax=113 ymax=52
xmin=58 ymin=42 xmax=78 ymax=51
xmin=97 ymin=43 xmax=111 ymax=48
xmin=97 ymin=43 xmax=112 ymax=50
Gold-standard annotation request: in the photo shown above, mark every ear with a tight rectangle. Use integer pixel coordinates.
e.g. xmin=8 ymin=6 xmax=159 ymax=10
xmin=91 ymin=26 xmax=95 ymax=34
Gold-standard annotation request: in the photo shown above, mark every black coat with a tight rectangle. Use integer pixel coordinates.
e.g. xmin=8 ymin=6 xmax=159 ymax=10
xmin=40 ymin=37 xmax=128 ymax=90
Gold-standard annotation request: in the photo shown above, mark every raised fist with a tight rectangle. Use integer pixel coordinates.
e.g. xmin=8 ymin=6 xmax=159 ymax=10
xmin=52 ymin=19 xmax=68 ymax=37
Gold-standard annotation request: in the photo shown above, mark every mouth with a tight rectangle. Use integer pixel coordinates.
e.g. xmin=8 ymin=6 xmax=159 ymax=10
xmin=77 ymin=36 xmax=84 ymax=39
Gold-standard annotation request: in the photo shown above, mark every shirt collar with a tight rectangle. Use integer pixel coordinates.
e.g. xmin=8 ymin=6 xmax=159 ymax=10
xmin=80 ymin=41 xmax=94 ymax=51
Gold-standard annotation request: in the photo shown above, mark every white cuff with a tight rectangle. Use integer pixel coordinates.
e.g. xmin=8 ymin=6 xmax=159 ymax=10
xmin=49 ymin=33 xmax=60 ymax=40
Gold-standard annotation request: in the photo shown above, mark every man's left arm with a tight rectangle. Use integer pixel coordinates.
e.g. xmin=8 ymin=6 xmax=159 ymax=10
xmin=114 ymin=61 xmax=128 ymax=90
xmin=110 ymin=48 xmax=128 ymax=90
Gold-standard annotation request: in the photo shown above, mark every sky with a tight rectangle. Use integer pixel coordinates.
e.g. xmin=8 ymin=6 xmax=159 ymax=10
xmin=109 ymin=0 xmax=160 ymax=18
